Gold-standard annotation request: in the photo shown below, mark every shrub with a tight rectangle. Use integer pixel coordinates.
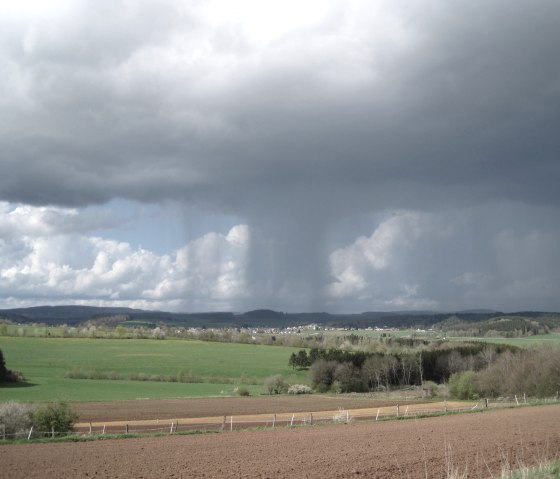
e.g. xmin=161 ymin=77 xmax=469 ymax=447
xmin=449 ymin=371 xmax=478 ymax=400
xmin=177 ymin=370 xmax=203 ymax=383
xmin=32 ymin=402 xmax=78 ymax=436
xmin=235 ymin=387 xmax=250 ymax=396
xmin=309 ymin=359 xmax=337 ymax=391
xmin=288 ymin=384 xmax=312 ymax=394
xmin=422 ymin=380 xmax=438 ymax=397
xmin=64 ymin=367 xmax=89 ymax=379
xmin=332 ymin=408 xmax=352 ymax=424
xmin=264 ymin=375 xmax=289 ymax=395
xmin=0 ymin=401 xmax=35 ymax=439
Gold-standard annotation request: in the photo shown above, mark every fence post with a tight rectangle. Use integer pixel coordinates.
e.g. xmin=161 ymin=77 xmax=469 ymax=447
xmin=125 ymin=424 xmax=129 ymax=434
xmin=376 ymin=408 xmax=380 ymax=421
xmin=485 ymin=398 xmax=488 ymax=408
xmin=102 ymin=425 xmax=106 ymax=435
xmin=444 ymin=401 xmax=448 ymax=413
xmin=272 ymin=414 xmax=276 ymax=429
xmin=51 ymin=426 xmax=55 ymax=438
xmin=290 ymin=414 xmax=294 ymax=427
xmin=27 ymin=426 xmax=33 ymax=440
xmin=230 ymin=416 xmax=233 ymax=432
xmin=515 ymin=395 xmax=519 ymax=406
xmin=89 ymin=422 xmax=92 ymax=435
xmin=396 ymin=404 xmax=400 ymax=417
xmin=404 ymin=406 xmax=409 ymax=417
xmin=222 ymin=416 xmax=226 ymax=432
xmin=170 ymin=422 xmax=174 ymax=434
xmin=310 ymin=413 xmax=313 ymax=425
xmin=523 ymin=393 xmax=527 ymax=404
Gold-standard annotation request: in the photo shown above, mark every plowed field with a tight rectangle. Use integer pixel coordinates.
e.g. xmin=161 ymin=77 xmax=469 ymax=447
xmin=72 ymin=395 xmax=415 ymax=422
xmin=2 ymin=405 xmax=559 ymax=478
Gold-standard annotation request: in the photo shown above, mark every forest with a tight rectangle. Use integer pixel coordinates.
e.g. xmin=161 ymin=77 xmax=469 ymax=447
xmin=290 ymin=342 xmax=560 ymax=399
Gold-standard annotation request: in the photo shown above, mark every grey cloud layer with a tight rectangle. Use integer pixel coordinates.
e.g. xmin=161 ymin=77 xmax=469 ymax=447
xmin=1 ymin=1 xmax=559 ymax=311
xmin=2 ymin=1 xmax=559 ymax=210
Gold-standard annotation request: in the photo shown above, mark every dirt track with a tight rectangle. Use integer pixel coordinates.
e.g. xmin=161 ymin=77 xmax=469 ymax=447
xmin=72 ymin=395 xmax=417 ymax=422
xmin=2 ymin=405 xmax=560 ymax=478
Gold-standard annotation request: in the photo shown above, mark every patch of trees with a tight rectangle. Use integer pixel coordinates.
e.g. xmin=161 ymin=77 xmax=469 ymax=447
xmin=290 ymin=343 xmax=519 ymax=393
xmin=309 ymin=354 xmax=423 ymax=393
xmin=0 ymin=401 xmax=78 ymax=440
xmin=420 ymin=343 xmax=516 ymax=382
xmin=449 ymin=346 xmax=560 ymax=399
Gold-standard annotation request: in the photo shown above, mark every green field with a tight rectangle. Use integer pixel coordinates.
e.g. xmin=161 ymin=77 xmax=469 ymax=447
xmin=0 ymin=337 xmax=307 ymax=402
xmin=307 ymin=328 xmax=560 ymax=346
xmin=446 ymin=333 xmax=560 ymax=346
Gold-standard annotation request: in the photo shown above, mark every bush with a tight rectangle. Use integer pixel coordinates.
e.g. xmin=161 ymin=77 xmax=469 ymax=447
xmin=449 ymin=371 xmax=479 ymax=400
xmin=0 ymin=401 xmax=35 ymax=439
xmin=422 ymin=380 xmax=438 ymax=397
xmin=235 ymin=387 xmax=250 ymax=396
xmin=288 ymin=384 xmax=312 ymax=394
xmin=264 ymin=375 xmax=289 ymax=395
xmin=332 ymin=408 xmax=352 ymax=424
xmin=32 ymin=402 xmax=78 ymax=436
xmin=309 ymin=359 xmax=337 ymax=391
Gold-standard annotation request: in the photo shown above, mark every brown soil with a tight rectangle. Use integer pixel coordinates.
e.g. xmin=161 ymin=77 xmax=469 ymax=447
xmin=3 ymin=405 xmax=559 ymax=478
xmin=73 ymin=395 xmax=420 ymax=423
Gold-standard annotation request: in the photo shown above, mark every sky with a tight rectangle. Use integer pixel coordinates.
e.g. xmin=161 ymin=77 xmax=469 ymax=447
xmin=1 ymin=0 xmax=559 ymax=313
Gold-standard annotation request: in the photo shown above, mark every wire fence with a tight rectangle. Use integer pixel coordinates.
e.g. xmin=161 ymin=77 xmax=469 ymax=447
xmin=2 ymin=397 xmax=559 ymax=441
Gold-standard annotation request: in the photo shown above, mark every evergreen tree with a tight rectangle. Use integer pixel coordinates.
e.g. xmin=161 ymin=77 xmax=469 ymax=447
xmin=296 ymin=349 xmax=309 ymax=369
xmin=288 ymin=352 xmax=297 ymax=370
xmin=0 ymin=348 xmax=7 ymax=383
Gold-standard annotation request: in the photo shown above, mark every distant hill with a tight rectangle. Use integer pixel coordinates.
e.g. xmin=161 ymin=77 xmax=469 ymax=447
xmin=0 ymin=305 xmax=559 ymax=331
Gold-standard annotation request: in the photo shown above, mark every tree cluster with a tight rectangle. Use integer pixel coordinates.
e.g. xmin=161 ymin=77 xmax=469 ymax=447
xmin=291 ymin=343 xmax=519 ymax=394
xmin=449 ymin=345 xmax=560 ymax=399
xmin=0 ymin=401 xmax=78 ymax=439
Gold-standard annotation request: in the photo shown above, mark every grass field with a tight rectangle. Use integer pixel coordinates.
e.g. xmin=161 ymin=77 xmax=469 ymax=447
xmin=300 ymin=328 xmax=560 ymax=346
xmin=446 ymin=333 xmax=560 ymax=346
xmin=0 ymin=337 xmax=307 ymax=402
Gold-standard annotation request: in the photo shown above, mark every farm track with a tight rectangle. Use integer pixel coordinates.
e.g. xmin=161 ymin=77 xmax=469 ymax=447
xmin=72 ymin=395 xmax=421 ymax=423
xmin=3 ymin=404 xmax=560 ymax=478
xmin=73 ymin=400 xmax=475 ymax=434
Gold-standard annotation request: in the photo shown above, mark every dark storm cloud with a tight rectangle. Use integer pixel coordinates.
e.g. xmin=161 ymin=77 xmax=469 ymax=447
xmin=1 ymin=0 xmax=558 ymax=211
xmin=1 ymin=0 xmax=559 ymax=310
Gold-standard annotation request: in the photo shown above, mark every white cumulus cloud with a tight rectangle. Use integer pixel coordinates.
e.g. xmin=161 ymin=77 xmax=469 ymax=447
xmin=0 ymin=203 xmax=250 ymax=310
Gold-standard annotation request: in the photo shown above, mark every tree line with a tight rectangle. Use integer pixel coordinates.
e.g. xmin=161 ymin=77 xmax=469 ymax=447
xmin=289 ymin=343 xmax=519 ymax=393
xmin=449 ymin=345 xmax=560 ymax=399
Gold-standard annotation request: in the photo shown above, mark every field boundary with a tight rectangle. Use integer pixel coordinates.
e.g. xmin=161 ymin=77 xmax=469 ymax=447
xmin=3 ymin=398 xmax=558 ymax=443
xmin=70 ymin=399 xmax=537 ymax=436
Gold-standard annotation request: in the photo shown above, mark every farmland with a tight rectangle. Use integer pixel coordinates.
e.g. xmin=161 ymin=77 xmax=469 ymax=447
xmin=2 ymin=405 xmax=559 ymax=478
xmin=2 ymin=327 xmax=560 ymax=478
xmin=0 ymin=337 xmax=307 ymax=402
